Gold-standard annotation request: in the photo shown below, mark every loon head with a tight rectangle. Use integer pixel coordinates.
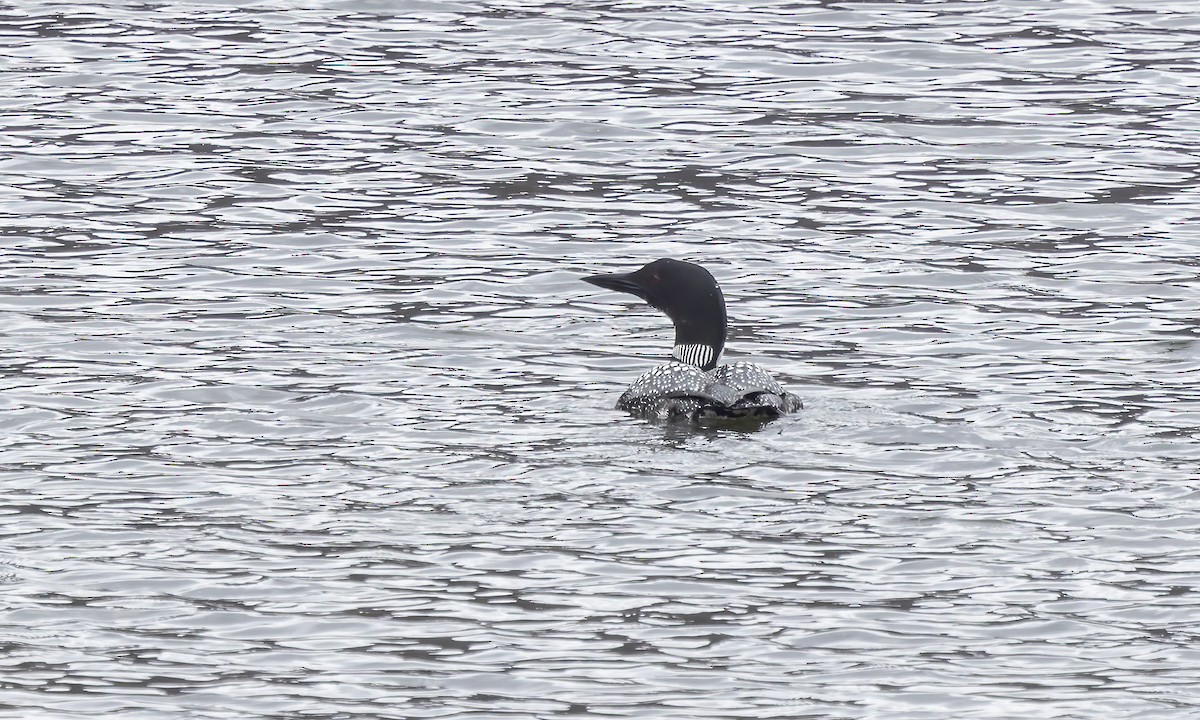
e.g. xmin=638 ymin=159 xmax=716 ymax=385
xmin=584 ymin=258 xmax=728 ymax=371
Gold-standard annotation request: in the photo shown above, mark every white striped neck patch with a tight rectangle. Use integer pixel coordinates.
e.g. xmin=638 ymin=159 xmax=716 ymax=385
xmin=672 ymin=343 xmax=716 ymax=369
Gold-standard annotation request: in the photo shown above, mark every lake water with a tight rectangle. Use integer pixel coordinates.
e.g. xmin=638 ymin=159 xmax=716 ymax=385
xmin=2 ymin=1 xmax=1199 ymax=717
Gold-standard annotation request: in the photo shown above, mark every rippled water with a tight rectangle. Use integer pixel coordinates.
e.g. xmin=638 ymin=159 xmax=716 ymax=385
xmin=2 ymin=1 xmax=1199 ymax=717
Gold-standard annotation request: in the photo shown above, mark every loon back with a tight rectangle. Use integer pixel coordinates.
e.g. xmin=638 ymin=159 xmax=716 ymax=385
xmin=618 ymin=361 xmax=803 ymax=421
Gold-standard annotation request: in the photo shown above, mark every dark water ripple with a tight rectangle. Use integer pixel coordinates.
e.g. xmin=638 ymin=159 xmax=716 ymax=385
xmin=1 ymin=1 xmax=1199 ymax=718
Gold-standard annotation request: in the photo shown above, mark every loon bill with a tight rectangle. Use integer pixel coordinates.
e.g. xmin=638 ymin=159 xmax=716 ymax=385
xmin=584 ymin=258 xmax=802 ymax=422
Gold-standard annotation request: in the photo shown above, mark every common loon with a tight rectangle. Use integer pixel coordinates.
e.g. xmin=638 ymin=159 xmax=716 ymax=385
xmin=584 ymin=258 xmax=802 ymax=422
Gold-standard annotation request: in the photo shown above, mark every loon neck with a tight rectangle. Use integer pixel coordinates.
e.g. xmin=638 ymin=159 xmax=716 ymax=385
xmin=667 ymin=299 xmax=727 ymax=371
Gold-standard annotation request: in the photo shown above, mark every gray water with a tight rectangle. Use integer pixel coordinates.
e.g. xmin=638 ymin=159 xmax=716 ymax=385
xmin=2 ymin=1 xmax=1199 ymax=717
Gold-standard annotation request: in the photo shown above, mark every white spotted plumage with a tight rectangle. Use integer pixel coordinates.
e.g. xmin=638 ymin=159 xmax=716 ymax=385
xmin=616 ymin=360 xmax=802 ymax=421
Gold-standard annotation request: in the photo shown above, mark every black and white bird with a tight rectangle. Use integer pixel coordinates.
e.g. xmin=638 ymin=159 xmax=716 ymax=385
xmin=584 ymin=258 xmax=802 ymax=422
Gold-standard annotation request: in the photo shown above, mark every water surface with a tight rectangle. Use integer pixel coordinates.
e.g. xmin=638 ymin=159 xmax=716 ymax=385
xmin=1 ymin=1 xmax=1199 ymax=718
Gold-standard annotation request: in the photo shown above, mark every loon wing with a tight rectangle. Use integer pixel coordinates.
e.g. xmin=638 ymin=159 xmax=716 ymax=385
xmin=698 ymin=362 xmax=802 ymax=420
xmin=707 ymin=361 xmax=785 ymax=395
